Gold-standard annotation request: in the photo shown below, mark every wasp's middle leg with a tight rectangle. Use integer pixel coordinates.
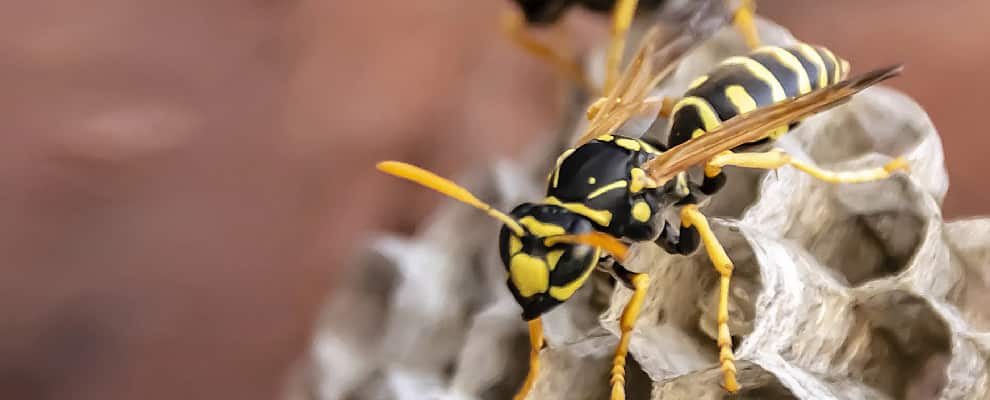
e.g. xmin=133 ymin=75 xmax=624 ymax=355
xmin=681 ymin=204 xmax=739 ymax=393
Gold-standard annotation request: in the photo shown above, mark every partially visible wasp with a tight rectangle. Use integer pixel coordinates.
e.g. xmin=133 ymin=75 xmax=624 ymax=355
xmin=378 ymin=23 xmax=907 ymax=400
xmin=503 ymin=0 xmax=762 ymax=94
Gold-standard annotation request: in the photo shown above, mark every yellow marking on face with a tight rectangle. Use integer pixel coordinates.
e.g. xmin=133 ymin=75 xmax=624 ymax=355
xmin=628 ymin=168 xmax=657 ymax=193
xmin=671 ymin=97 xmax=722 ymax=132
xmin=586 ymin=180 xmax=628 ymax=200
xmin=614 ymin=138 xmax=642 ymax=151
xmin=551 ymin=148 xmax=575 ymax=189
xmin=818 ymin=47 xmax=841 ymax=83
xmin=794 ymin=43 xmax=827 ymax=88
xmin=719 ymin=56 xmax=787 ymax=101
xmin=725 ymin=85 xmax=758 ymax=114
xmin=755 ymin=47 xmax=812 ymax=94
xmin=545 ymin=249 xmax=564 ymax=271
xmin=596 ymin=134 xmax=615 ymax=142
xmin=688 ymin=75 xmax=709 ymax=90
xmin=587 ymin=177 xmax=596 ymax=184
xmin=632 ymin=201 xmax=651 ymax=223
xmin=509 ymin=235 xmax=523 ymax=255
xmin=518 ymin=216 xmax=566 ymax=237
xmin=545 ymin=196 xmax=613 ymax=227
xmin=548 ymin=248 xmax=600 ymax=301
xmin=509 ymin=254 xmax=549 ymax=297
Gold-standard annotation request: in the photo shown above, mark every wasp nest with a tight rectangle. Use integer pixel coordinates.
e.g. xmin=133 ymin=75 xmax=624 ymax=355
xmin=296 ymin=18 xmax=990 ymax=400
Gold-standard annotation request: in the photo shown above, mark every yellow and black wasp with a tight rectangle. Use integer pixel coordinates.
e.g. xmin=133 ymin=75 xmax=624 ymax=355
xmin=503 ymin=0 xmax=762 ymax=94
xmin=378 ymin=23 xmax=907 ymax=400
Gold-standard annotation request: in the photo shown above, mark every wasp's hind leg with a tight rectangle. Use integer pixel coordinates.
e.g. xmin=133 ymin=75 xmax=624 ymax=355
xmin=513 ymin=318 xmax=544 ymax=400
xmin=607 ymin=261 xmax=650 ymax=400
xmin=501 ymin=10 xmax=593 ymax=92
xmin=706 ymin=149 xmax=909 ymax=184
xmin=730 ymin=0 xmax=761 ymax=50
xmin=680 ymin=204 xmax=739 ymax=393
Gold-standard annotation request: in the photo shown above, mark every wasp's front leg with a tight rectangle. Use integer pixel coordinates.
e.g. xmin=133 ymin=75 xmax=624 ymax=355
xmin=606 ymin=261 xmax=650 ymax=400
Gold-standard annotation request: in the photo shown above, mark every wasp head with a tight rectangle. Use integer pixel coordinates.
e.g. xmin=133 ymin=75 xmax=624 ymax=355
xmin=497 ymin=203 xmax=602 ymax=320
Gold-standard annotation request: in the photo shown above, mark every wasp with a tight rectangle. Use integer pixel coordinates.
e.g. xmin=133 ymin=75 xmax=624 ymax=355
xmin=378 ymin=25 xmax=906 ymax=399
xmin=503 ymin=0 xmax=762 ymax=95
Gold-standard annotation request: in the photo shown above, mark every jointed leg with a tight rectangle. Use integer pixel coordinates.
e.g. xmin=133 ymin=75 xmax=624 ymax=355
xmin=610 ymin=265 xmax=650 ymax=400
xmin=706 ymin=149 xmax=909 ymax=184
xmin=513 ymin=318 xmax=544 ymax=400
xmin=604 ymin=0 xmax=640 ymax=94
xmin=501 ymin=10 xmax=592 ymax=91
xmin=681 ymin=204 xmax=739 ymax=393
xmin=731 ymin=0 xmax=760 ymax=50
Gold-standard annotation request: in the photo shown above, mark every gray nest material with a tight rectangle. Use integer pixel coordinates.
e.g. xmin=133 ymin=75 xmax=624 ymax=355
xmin=298 ymin=19 xmax=990 ymax=400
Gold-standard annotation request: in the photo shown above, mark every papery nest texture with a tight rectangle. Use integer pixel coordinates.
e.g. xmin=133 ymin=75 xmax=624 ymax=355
xmin=298 ymin=18 xmax=990 ymax=400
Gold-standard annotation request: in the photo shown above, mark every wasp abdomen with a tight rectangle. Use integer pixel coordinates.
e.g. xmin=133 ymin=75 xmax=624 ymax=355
xmin=667 ymin=43 xmax=847 ymax=149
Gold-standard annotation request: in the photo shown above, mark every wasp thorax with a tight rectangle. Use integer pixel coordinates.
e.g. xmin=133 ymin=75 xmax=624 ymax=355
xmin=497 ymin=203 xmax=602 ymax=320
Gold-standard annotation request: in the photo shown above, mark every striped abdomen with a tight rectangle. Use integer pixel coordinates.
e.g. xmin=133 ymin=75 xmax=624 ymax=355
xmin=666 ymin=44 xmax=848 ymax=148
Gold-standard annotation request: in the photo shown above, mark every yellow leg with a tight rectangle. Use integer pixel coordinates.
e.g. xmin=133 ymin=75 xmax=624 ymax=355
xmin=501 ymin=10 xmax=593 ymax=92
xmin=705 ymin=149 xmax=909 ymax=184
xmin=610 ymin=273 xmax=649 ymax=400
xmin=604 ymin=0 xmax=639 ymax=94
xmin=514 ymin=318 xmax=544 ymax=400
xmin=681 ymin=204 xmax=739 ymax=393
xmin=731 ymin=0 xmax=760 ymax=50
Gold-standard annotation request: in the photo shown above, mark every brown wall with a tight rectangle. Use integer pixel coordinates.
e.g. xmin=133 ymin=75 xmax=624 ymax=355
xmin=0 ymin=1 xmax=985 ymax=399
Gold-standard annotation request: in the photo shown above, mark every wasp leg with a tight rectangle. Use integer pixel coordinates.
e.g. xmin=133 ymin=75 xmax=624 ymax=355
xmin=731 ymin=0 xmax=761 ymax=50
xmin=608 ymin=263 xmax=650 ymax=400
xmin=501 ymin=10 xmax=593 ymax=92
xmin=604 ymin=0 xmax=640 ymax=93
xmin=681 ymin=204 xmax=739 ymax=393
xmin=513 ymin=318 xmax=544 ymax=400
xmin=706 ymin=149 xmax=909 ymax=184
xmin=656 ymin=219 xmax=701 ymax=255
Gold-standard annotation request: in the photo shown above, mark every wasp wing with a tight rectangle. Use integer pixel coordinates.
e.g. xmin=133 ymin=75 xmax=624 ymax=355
xmin=573 ymin=0 xmax=734 ymax=146
xmin=641 ymin=64 xmax=904 ymax=184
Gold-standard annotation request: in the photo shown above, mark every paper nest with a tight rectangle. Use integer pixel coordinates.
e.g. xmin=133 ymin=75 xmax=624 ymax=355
xmin=295 ymin=19 xmax=990 ymax=400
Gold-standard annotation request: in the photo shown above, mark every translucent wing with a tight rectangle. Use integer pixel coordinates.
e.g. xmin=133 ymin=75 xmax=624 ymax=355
xmin=574 ymin=0 xmax=734 ymax=146
xmin=641 ymin=64 xmax=904 ymax=184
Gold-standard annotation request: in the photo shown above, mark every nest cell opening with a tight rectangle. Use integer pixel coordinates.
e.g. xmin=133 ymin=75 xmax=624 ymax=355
xmin=849 ymin=290 xmax=952 ymax=399
xmin=801 ymin=175 xmax=930 ymax=286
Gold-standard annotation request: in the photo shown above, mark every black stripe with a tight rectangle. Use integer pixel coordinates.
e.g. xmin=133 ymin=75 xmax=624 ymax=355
xmin=667 ymin=103 xmax=712 ymax=148
xmin=749 ymin=51 xmax=802 ymax=98
xmin=815 ymin=46 xmax=837 ymax=85
xmin=684 ymin=61 xmax=777 ymax=123
xmin=785 ymin=47 xmax=824 ymax=90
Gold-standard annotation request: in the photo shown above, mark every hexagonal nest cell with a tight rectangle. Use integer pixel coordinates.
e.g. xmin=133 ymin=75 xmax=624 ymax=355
xmin=294 ymin=17 xmax=990 ymax=400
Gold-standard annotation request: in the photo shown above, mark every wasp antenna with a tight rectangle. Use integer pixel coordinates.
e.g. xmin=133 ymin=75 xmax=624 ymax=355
xmin=376 ymin=161 xmax=526 ymax=237
xmin=545 ymin=232 xmax=629 ymax=262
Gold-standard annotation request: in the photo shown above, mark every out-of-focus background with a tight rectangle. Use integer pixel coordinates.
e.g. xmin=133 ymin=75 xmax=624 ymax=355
xmin=1 ymin=1 xmax=987 ymax=399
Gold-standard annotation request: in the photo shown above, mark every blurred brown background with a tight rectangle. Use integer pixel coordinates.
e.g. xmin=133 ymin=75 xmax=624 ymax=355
xmin=0 ymin=1 xmax=986 ymax=399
